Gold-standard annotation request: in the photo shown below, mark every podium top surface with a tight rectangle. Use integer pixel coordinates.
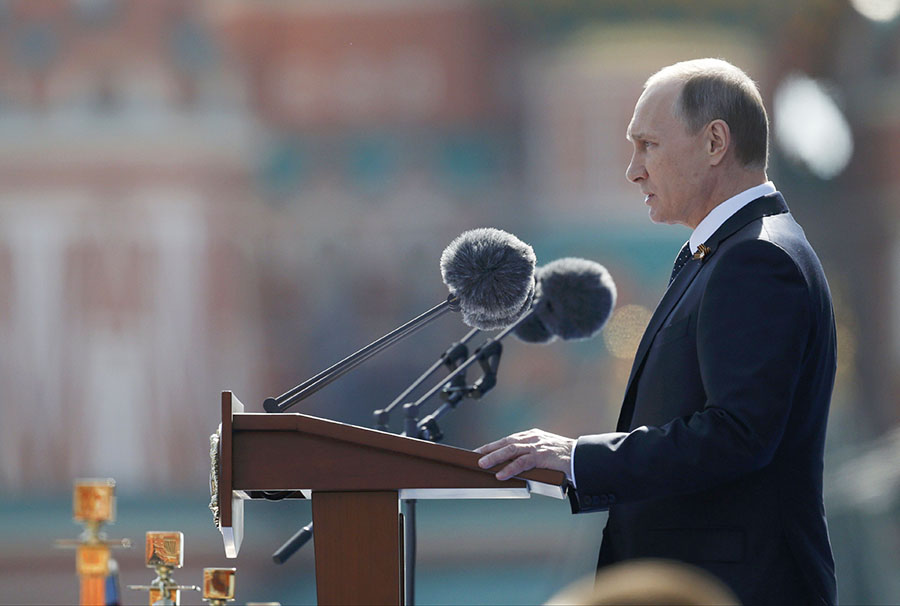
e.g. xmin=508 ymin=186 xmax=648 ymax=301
xmin=236 ymin=411 xmax=565 ymax=486
xmin=221 ymin=391 xmax=567 ymax=494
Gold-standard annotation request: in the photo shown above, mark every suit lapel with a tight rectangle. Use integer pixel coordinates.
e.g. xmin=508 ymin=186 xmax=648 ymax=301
xmin=616 ymin=192 xmax=789 ymax=431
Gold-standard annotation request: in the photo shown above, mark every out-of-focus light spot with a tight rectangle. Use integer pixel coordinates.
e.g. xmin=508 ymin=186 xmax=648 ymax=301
xmin=603 ymin=304 xmax=652 ymax=360
xmin=835 ymin=322 xmax=857 ymax=386
xmin=773 ymin=74 xmax=854 ymax=180
xmin=828 ymin=426 xmax=900 ymax=512
xmin=850 ymin=0 xmax=900 ymax=22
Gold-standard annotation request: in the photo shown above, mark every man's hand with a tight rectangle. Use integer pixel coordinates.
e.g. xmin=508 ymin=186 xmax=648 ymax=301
xmin=474 ymin=429 xmax=576 ymax=481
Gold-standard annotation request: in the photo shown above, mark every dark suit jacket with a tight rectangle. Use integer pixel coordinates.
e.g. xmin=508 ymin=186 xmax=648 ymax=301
xmin=569 ymin=193 xmax=837 ymax=605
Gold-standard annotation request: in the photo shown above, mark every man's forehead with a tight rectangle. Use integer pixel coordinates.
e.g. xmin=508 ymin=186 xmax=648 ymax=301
xmin=627 ymin=81 xmax=679 ymax=139
xmin=626 ymin=105 xmax=653 ymax=141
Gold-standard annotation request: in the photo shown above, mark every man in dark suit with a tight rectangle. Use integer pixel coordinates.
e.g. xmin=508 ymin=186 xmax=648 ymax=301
xmin=476 ymin=58 xmax=837 ymax=605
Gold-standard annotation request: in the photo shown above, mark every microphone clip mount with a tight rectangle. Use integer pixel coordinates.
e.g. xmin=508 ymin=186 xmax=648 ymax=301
xmin=468 ymin=340 xmax=502 ymax=399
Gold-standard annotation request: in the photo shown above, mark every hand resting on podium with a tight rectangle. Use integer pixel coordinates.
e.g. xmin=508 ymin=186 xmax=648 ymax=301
xmin=475 ymin=429 xmax=575 ymax=482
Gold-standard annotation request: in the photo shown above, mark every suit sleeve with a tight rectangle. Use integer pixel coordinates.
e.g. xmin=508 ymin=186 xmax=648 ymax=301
xmin=570 ymin=239 xmax=811 ymax=511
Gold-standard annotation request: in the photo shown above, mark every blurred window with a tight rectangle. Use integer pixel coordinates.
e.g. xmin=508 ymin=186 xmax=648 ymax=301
xmin=72 ymin=0 xmax=119 ymax=28
xmin=346 ymin=134 xmax=400 ymax=194
xmin=259 ymin=137 xmax=310 ymax=199
xmin=12 ymin=22 xmax=59 ymax=72
xmin=437 ymin=133 xmax=501 ymax=192
xmin=168 ymin=18 xmax=217 ymax=74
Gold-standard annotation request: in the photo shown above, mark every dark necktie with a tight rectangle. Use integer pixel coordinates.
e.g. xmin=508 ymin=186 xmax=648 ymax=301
xmin=669 ymin=242 xmax=692 ymax=286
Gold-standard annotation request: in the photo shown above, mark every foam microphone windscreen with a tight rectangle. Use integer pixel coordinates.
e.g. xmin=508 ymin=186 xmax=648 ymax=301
xmin=440 ymin=228 xmax=537 ymax=330
xmin=514 ymin=257 xmax=616 ymax=343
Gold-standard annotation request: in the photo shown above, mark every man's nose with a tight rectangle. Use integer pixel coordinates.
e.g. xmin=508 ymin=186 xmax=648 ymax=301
xmin=626 ymin=154 xmax=646 ymax=183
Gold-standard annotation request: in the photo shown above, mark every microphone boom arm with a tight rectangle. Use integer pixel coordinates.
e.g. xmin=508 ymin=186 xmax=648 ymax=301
xmin=264 ymin=295 xmax=459 ymax=413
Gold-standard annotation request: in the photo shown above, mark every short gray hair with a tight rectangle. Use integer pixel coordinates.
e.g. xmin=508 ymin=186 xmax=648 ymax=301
xmin=647 ymin=58 xmax=768 ymax=169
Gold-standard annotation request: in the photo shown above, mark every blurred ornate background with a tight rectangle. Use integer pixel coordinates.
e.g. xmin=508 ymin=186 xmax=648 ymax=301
xmin=0 ymin=0 xmax=897 ymax=603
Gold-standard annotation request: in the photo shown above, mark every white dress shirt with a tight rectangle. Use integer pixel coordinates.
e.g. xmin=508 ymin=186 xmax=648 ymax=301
xmin=569 ymin=181 xmax=778 ymax=486
xmin=689 ymin=181 xmax=776 ymax=254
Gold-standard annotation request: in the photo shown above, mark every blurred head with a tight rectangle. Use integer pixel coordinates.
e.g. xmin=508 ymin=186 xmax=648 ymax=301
xmin=545 ymin=559 xmax=741 ymax=606
xmin=626 ymin=58 xmax=769 ymax=228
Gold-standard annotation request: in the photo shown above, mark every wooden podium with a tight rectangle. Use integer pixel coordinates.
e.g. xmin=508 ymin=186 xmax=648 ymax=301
xmin=214 ymin=391 xmax=566 ymax=605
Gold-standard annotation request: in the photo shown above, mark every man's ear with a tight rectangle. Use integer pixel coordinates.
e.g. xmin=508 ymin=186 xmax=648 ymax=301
xmin=706 ymin=119 xmax=730 ymax=166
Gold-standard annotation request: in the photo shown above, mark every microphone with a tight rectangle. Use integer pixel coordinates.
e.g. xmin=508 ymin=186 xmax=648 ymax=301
xmin=263 ymin=228 xmax=537 ymax=413
xmin=513 ymin=257 xmax=616 ymax=343
xmin=441 ymin=227 xmax=537 ymax=330
xmin=400 ymin=257 xmax=617 ymax=439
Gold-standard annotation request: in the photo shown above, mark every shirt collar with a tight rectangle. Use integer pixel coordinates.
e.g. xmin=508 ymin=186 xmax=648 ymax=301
xmin=689 ymin=181 xmax=777 ymax=253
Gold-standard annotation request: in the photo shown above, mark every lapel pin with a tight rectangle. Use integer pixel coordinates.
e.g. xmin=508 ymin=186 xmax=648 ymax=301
xmin=692 ymin=244 xmax=711 ymax=260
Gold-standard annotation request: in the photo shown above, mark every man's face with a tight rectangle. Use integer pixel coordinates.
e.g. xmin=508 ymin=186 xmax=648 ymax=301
xmin=626 ymin=80 xmax=710 ymax=228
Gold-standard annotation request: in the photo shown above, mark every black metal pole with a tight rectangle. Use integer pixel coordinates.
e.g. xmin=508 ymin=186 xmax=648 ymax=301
xmin=403 ymin=499 xmax=417 ymax=606
xmin=272 ymin=522 xmax=314 ymax=565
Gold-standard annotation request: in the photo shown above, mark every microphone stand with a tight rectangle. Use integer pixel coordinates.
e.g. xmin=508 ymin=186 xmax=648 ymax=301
xmin=376 ymin=327 xmax=479 ymax=431
xmin=401 ymin=314 xmax=524 ymax=426
xmin=416 ymin=339 xmax=502 ymax=442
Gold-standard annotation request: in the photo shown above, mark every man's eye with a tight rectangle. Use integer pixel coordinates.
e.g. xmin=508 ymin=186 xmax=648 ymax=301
xmin=642 ymin=141 xmax=655 ymax=149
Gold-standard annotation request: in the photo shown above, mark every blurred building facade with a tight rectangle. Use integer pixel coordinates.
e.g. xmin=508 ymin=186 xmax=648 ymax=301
xmin=0 ymin=0 xmax=898 ymax=603
xmin=0 ymin=1 xmax=266 ymax=491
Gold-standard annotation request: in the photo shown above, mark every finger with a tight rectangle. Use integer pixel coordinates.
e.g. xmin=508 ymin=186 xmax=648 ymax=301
xmin=473 ymin=435 xmax=513 ymax=455
xmin=495 ymin=453 xmax=537 ymax=481
xmin=477 ymin=443 xmax=524 ymax=469
xmin=474 ymin=429 xmax=543 ymax=455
